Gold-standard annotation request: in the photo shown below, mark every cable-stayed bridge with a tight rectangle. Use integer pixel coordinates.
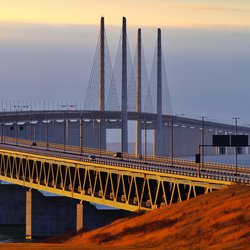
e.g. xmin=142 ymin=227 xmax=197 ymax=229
xmin=0 ymin=17 xmax=249 ymax=239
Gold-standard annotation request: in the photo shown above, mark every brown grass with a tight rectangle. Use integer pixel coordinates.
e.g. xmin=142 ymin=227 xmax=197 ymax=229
xmin=1 ymin=184 xmax=250 ymax=250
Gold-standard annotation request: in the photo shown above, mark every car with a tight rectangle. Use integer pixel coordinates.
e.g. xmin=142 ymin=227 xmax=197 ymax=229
xmin=114 ymin=152 xmax=122 ymax=158
xmin=88 ymin=155 xmax=96 ymax=160
xmin=31 ymin=141 xmax=37 ymax=146
xmin=137 ymin=154 xmax=142 ymax=159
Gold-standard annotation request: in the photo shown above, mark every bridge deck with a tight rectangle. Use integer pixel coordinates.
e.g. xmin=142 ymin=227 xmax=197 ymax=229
xmin=1 ymin=140 xmax=247 ymax=211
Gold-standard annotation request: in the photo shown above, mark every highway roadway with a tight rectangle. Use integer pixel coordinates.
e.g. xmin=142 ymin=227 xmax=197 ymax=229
xmin=0 ymin=140 xmax=249 ymax=185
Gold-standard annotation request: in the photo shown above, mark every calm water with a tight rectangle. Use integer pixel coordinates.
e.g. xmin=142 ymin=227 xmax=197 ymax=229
xmin=1 ymin=154 xmax=249 ymax=243
xmin=0 ymin=225 xmax=26 ymax=243
xmin=187 ymin=154 xmax=250 ymax=167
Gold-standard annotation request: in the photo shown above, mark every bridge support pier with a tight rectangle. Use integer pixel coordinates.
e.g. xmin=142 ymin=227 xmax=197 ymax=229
xmin=26 ymin=189 xmax=32 ymax=240
xmin=100 ymin=118 xmax=106 ymax=151
xmin=76 ymin=202 xmax=84 ymax=231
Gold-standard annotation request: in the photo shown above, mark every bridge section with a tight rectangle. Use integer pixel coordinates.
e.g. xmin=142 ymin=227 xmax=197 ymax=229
xmin=2 ymin=142 xmax=250 ymax=238
xmin=1 ymin=110 xmax=250 ymax=157
xmin=0 ymin=145 xmax=233 ymax=212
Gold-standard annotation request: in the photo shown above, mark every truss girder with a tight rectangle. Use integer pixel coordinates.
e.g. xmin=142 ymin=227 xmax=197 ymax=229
xmin=0 ymin=149 xmax=231 ymax=212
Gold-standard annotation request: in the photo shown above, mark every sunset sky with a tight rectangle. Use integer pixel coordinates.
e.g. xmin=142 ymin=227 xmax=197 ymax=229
xmin=0 ymin=0 xmax=250 ymax=27
xmin=0 ymin=1 xmax=250 ymax=127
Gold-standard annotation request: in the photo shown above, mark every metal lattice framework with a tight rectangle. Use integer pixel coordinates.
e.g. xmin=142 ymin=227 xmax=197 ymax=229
xmin=0 ymin=148 xmax=230 ymax=211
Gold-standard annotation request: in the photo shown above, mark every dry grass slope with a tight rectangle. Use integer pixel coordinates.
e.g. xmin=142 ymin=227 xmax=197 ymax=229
xmin=1 ymin=184 xmax=250 ymax=250
xmin=66 ymin=184 xmax=250 ymax=249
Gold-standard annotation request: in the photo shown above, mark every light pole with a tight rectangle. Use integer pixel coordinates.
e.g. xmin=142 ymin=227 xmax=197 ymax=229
xmin=15 ymin=109 xmax=18 ymax=145
xmin=1 ymin=109 xmax=5 ymax=143
xmin=99 ymin=112 xmax=102 ymax=156
xmin=121 ymin=112 xmax=123 ymax=159
xmin=233 ymin=117 xmax=240 ymax=174
xmin=46 ymin=111 xmax=49 ymax=149
xmin=29 ymin=106 xmax=34 ymax=145
xmin=144 ymin=114 xmax=147 ymax=161
xmin=171 ymin=115 xmax=174 ymax=166
xmin=61 ymin=104 xmax=76 ymax=152
xmin=201 ymin=116 xmax=207 ymax=172
xmin=80 ymin=112 xmax=83 ymax=154
xmin=13 ymin=104 xmax=31 ymax=145
xmin=30 ymin=109 xmax=32 ymax=144
xmin=63 ymin=111 xmax=66 ymax=152
xmin=0 ymin=113 xmax=2 ymax=143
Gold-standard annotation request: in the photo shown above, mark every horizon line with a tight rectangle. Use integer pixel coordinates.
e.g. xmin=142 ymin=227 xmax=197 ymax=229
xmin=1 ymin=20 xmax=250 ymax=30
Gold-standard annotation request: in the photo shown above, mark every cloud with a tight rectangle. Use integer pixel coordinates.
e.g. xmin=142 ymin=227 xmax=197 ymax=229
xmin=193 ymin=6 xmax=250 ymax=13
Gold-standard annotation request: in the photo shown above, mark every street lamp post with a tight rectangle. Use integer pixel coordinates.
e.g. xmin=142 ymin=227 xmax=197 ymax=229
xmin=1 ymin=118 xmax=2 ymax=143
xmin=233 ymin=117 xmax=240 ymax=174
xmin=61 ymin=104 xmax=76 ymax=152
xmin=15 ymin=110 xmax=18 ymax=145
xmin=80 ymin=112 xmax=83 ymax=154
xmin=99 ymin=112 xmax=101 ymax=156
xmin=46 ymin=111 xmax=49 ymax=149
xmin=63 ymin=111 xmax=66 ymax=152
xmin=201 ymin=116 xmax=207 ymax=172
xmin=1 ymin=109 xmax=5 ymax=143
xmin=171 ymin=115 xmax=174 ymax=166
xmin=144 ymin=114 xmax=147 ymax=161
xmin=1 ymin=111 xmax=4 ymax=143
xmin=121 ymin=112 xmax=123 ymax=159
xmin=30 ymin=109 xmax=33 ymax=145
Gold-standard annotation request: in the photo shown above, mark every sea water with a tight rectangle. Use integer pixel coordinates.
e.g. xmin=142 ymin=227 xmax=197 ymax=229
xmin=0 ymin=225 xmax=26 ymax=243
xmin=187 ymin=154 xmax=250 ymax=167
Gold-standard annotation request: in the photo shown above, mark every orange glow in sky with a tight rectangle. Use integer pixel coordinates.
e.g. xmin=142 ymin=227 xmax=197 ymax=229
xmin=0 ymin=0 xmax=250 ymax=27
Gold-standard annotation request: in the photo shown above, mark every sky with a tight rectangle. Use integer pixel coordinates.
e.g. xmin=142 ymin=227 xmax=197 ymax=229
xmin=0 ymin=0 xmax=250 ymax=27
xmin=0 ymin=0 xmax=250 ymax=126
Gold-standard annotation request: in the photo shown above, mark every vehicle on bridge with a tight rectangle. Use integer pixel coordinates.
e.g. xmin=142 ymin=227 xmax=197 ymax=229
xmin=114 ymin=152 xmax=122 ymax=158
xmin=88 ymin=154 xmax=96 ymax=161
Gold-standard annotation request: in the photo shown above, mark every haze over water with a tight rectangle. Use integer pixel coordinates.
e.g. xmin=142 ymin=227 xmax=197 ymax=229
xmin=0 ymin=22 xmax=250 ymax=126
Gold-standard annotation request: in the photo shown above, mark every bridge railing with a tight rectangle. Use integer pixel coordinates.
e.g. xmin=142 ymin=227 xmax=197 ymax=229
xmin=0 ymin=136 xmax=249 ymax=174
xmin=1 ymin=143 xmax=249 ymax=185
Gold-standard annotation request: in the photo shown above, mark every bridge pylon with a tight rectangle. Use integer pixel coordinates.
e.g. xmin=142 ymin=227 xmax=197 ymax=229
xmin=99 ymin=17 xmax=106 ymax=150
xmin=155 ymin=29 xmax=163 ymax=156
xmin=136 ymin=28 xmax=142 ymax=156
xmin=121 ymin=17 xmax=128 ymax=153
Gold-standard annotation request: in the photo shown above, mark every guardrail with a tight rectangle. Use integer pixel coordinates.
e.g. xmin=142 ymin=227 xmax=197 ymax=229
xmin=0 ymin=136 xmax=250 ymax=183
xmin=0 ymin=144 xmax=249 ymax=185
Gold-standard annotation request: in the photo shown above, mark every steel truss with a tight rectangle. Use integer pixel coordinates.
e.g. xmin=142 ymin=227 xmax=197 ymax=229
xmin=0 ymin=149 xmax=231 ymax=211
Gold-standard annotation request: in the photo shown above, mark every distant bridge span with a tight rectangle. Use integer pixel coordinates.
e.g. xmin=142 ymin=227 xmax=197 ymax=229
xmin=2 ymin=110 xmax=250 ymax=132
xmin=1 ymin=110 xmax=250 ymax=158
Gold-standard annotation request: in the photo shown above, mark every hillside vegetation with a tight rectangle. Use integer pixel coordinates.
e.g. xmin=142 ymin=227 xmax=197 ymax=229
xmin=2 ymin=184 xmax=250 ymax=250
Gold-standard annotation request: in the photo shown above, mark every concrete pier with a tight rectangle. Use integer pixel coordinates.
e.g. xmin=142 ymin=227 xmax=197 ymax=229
xmin=0 ymin=185 xmax=130 ymax=238
xmin=26 ymin=190 xmax=32 ymax=240
xmin=76 ymin=202 xmax=84 ymax=231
